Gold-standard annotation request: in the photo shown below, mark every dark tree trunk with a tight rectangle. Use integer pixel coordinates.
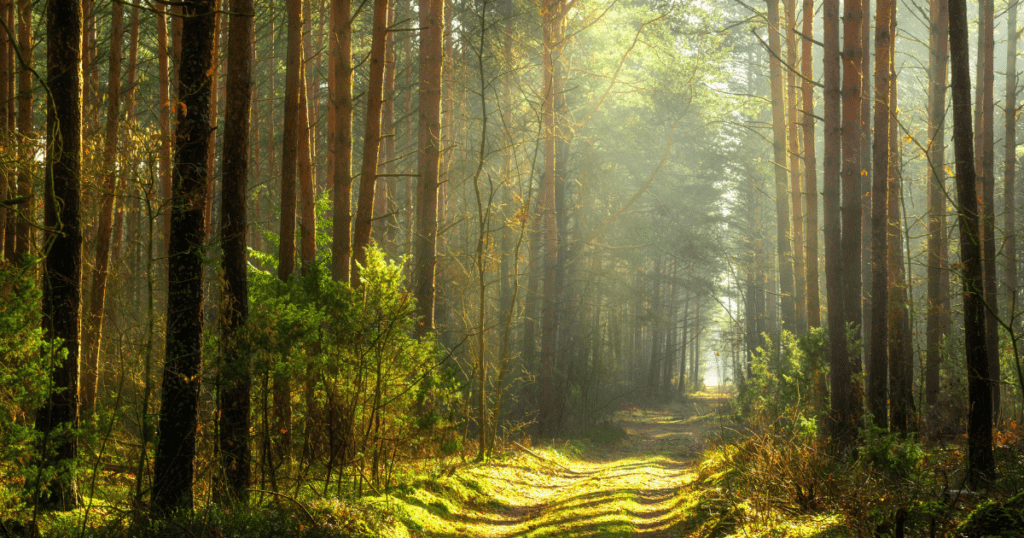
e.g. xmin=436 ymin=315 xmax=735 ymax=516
xmin=979 ymin=0 xmax=999 ymax=420
xmin=823 ymin=0 xmax=851 ymax=447
xmin=1004 ymin=1 xmax=1018 ymax=379
xmin=842 ymin=0 xmax=864 ymax=429
xmin=217 ymin=0 xmax=254 ymax=503
xmin=926 ymin=0 xmax=949 ymax=430
xmin=868 ymin=0 xmax=893 ymax=429
xmin=948 ymin=0 xmax=996 ymax=485
xmin=35 ymin=0 xmax=83 ymax=511
xmin=152 ymin=0 xmax=216 ymax=514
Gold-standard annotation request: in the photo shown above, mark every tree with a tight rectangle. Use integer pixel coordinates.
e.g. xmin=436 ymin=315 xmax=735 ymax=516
xmin=948 ymin=0 xmax=996 ymax=485
xmin=412 ymin=0 xmax=443 ymax=332
xmin=767 ymin=0 xmax=795 ymax=331
xmin=152 ymin=0 xmax=216 ymax=513
xmin=822 ymin=0 xmax=850 ymax=447
xmin=13 ymin=0 xmax=32 ymax=263
xmin=1003 ymin=0 xmax=1018 ymax=381
xmin=273 ymin=0 xmax=305 ymax=468
xmin=351 ymin=0 xmax=390 ymax=287
xmin=217 ymin=0 xmax=254 ymax=502
xmin=0 ymin=0 xmax=8 ymax=258
xmin=35 ymin=0 xmax=83 ymax=510
xmin=925 ymin=0 xmax=949 ymax=429
xmin=81 ymin=0 xmax=124 ymax=415
xmin=841 ymin=0 xmax=863 ymax=427
xmin=976 ymin=0 xmax=998 ymax=419
xmin=802 ymin=0 xmax=819 ymax=328
xmin=867 ymin=0 xmax=893 ymax=429
xmin=785 ymin=0 xmax=805 ymax=332
xmin=331 ymin=0 xmax=352 ymax=283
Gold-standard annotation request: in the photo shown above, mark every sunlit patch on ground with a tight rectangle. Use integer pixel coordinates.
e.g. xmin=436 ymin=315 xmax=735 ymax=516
xmin=386 ymin=398 xmax=729 ymax=537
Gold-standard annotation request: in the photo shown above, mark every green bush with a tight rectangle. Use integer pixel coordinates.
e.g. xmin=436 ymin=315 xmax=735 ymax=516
xmin=244 ymin=245 xmax=461 ymax=492
xmin=0 ymin=265 xmax=49 ymax=517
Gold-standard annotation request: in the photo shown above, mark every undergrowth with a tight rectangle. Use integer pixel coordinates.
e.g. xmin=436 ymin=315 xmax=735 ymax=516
xmin=692 ymin=328 xmax=1024 ymax=537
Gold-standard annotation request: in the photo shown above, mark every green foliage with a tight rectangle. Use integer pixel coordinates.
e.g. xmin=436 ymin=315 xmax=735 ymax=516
xmin=245 ymin=245 xmax=461 ymax=491
xmin=0 ymin=266 xmax=47 ymax=516
xmin=859 ymin=424 xmax=925 ymax=480
xmin=736 ymin=328 xmax=827 ymax=420
xmin=957 ymin=499 xmax=1024 ymax=538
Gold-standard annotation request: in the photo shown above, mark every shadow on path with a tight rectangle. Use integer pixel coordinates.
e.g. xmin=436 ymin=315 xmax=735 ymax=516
xmin=398 ymin=394 xmax=732 ymax=537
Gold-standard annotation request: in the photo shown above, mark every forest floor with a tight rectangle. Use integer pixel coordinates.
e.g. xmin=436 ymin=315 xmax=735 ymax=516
xmin=385 ymin=392 xmax=731 ymax=537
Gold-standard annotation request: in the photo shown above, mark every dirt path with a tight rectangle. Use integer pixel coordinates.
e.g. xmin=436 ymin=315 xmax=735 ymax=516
xmin=395 ymin=395 xmax=730 ymax=537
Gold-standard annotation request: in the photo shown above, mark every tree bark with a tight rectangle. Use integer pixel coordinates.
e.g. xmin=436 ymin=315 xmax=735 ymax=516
xmin=351 ymin=0 xmax=390 ymax=287
xmin=802 ymin=0 xmax=819 ymax=329
xmin=152 ymin=0 xmax=216 ymax=514
xmin=887 ymin=65 xmax=914 ymax=433
xmin=0 ymin=0 xmax=8 ymax=258
xmin=926 ymin=0 xmax=949 ymax=430
xmin=158 ymin=3 xmax=172 ymax=251
xmin=14 ymin=0 xmax=32 ymax=263
xmin=786 ymin=0 xmax=805 ymax=332
xmin=413 ymin=0 xmax=444 ymax=330
xmin=842 ymin=0 xmax=864 ymax=428
xmin=768 ymin=0 xmax=796 ymax=331
xmin=330 ymin=0 xmax=352 ymax=283
xmin=1004 ymin=0 xmax=1018 ymax=368
xmin=35 ymin=0 xmax=83 ymax=510
xmin=976 ymin=0 xmax=999 ymax=419
xmin=823 ymin=0 xmax=850 ymax=447
xmin=948 ymin=0 xmax=996 ymax=484
xmin=217 ymin=0 xmax=254 ymax=503
xmin=868 ymin=0 xmax=893 ymax=429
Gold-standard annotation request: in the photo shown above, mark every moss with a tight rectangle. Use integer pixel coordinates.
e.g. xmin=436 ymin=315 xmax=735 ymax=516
xmin=957 ymin=500 xmax=1022 ymax=538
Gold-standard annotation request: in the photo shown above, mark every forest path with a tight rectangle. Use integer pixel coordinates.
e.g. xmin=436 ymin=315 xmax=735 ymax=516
xmin=398 ymin=392 xmax=730 ymax=537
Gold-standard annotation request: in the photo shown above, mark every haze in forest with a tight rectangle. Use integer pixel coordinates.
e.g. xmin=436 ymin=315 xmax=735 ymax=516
xmin=0 ymin=0 xmax=1023 ymax=536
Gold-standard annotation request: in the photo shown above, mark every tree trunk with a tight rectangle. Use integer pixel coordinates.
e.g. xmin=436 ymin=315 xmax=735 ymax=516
xmin=413 ymin=0 xmax=444 ymax=330
xmin=35 ymin=0 xmax=83 ymax=510
xmin=786 ymin=0 xmax=805 ymax=333
xmin=948 ymin=0 xmax=996 ymax=484
xmin=14 ymin=0 xmax=33 ymax=264
xmin=538 ymin=0 xmax=565 ymax=437
xmin=802 ymin=0 xmax=819 ymax=328
xmin=0 ymin=0 xmax=8 ymax=258
xmin=1004 ymin=0 xmax=1018 ymax=374
xmin=925 ymin=0 xmax=949 ymax=430
xmin=841 ymin=0 xmax=863 ymax=428
xmin=976 ymin=0 xmax=999 ymax=419
xmin=823 ymin=0 xmax=850 ymax=447
xmin=217 ymin=0 xmax=254 ymax=503
xmin=768 ymin=0 xmax=795 ymax=331
xmin=273 ymin=0 xmax=304 ymax=474
xmin=860 ymin=0 xmax=873 ymax=409
xmin=330 ymin=0 xmax=352 ymax=282
xmin=80 ymin=1 xmax=124 ymax=416
xmin=298 ymin=29 xmax=315 ymax=273
xmin=351 ymin=0 xmax=389 ymax=287
xmin=867 ymin=0 xmax=893 ymax=430
xmin=887 ymin=65 xmax=914 ymax=433
xmin=158 ymin=3 xmax=172 ymax=252
xmin=152 ymin=0 xmax=216 ymax=514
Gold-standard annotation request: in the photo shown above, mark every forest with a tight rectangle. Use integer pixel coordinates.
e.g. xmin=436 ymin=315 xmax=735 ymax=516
xmin=1 ymin=0 xmax=1024 ymax=535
